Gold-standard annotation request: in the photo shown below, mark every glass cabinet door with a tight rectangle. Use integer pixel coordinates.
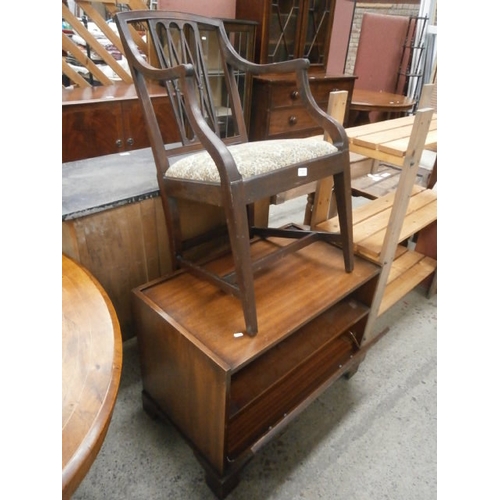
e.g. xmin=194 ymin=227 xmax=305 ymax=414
xmin=236 ymin=0 xmax=336 ymax=70
xmin=303 ymin=0 xmax=334 ymax=65
xmin=268 ymin=0 xmax=301 ymax=62
xmin=261 ymin=0 xmax=335 ymax=67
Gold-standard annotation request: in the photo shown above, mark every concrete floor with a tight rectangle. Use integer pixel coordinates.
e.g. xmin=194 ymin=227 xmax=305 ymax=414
xmin=73 ymin=196 xmax=437 ymax=500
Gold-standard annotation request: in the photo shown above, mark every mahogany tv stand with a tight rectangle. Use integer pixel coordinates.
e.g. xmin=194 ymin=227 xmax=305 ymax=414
xmin=132 ymin=238 xmax=380 ymax=498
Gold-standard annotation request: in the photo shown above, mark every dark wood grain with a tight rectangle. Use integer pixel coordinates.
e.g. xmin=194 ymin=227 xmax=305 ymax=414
xmin=62 ymin=83 xmax=179 ymax=162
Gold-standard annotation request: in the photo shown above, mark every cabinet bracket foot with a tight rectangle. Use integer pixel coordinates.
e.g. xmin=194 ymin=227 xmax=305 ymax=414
xmin=194 ymin=449 xmax=253 ymax=499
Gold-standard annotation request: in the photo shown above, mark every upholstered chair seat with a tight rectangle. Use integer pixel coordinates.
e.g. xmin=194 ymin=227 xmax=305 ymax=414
xmin=167 ymin=138 xmax=338 ymax=183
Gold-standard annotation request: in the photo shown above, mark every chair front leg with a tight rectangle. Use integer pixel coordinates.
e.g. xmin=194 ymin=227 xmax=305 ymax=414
xmin=333 ymin=167 xmax=354 ymax=273
xmin=223 ymin=186 xmax=259 ymax=336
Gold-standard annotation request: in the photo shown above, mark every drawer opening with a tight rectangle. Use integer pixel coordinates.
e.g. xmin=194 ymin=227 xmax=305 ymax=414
xmin=226 ymin=300 xmax=369 ymax=459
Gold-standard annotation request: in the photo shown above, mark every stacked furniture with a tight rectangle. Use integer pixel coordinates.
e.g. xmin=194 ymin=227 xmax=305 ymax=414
xmin=111 ymin=10 xmax=380 ymax=497
xmin=62 ymin=6 xmax=436 ymax=499
xmin=132 ymin=239 xmax=380 ymax=498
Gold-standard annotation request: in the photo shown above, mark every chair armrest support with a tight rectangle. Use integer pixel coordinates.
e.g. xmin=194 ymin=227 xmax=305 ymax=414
xmin=175 ymin=72 xmax=243 ymax=186
xmin=295 ymin=68 xmax=349 ymax=150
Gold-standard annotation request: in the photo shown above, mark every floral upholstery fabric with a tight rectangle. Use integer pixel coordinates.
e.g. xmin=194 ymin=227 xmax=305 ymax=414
xmin=165 ymin=138 xmax=339 ymax=183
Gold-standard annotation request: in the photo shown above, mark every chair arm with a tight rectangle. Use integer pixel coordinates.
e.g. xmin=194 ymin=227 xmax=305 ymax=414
xmin=221 ymin=33 xmax=310 ymax=75
xmin=220 ymin=32 xmax=348 ymax=150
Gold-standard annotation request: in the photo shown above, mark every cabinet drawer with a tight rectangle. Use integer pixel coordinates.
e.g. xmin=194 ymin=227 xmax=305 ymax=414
xmin=269 ymin=78 xmax=353 ymax=109
xmin=268 ymin=106 xmax=321 ymax=137
xmin=269 ymin=84 xmax=308 ymax=109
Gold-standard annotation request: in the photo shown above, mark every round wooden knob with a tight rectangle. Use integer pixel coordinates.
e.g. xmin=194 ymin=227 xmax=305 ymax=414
xmin=288 ymin=116 xmax=297 ymax=125
xmin=290 ymin=90 xmax=299 ymax=100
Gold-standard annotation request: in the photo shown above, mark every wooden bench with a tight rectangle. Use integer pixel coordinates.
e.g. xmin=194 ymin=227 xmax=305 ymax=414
xmin=318 ymin=184 xmax=436 ymax=315
xmin=316 ymin=108 xmax=437 ymax=340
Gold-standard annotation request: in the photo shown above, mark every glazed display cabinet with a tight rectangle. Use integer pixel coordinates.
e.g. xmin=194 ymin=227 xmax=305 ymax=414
xmin=236 ymin=0 xmax=337 ymax=70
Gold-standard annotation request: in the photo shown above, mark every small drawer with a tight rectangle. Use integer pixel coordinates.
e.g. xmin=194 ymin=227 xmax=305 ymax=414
xmin=268 ymin=79 xmax=353 ymax=109
xmin=227 ymin=334 xmax=355 ymax=459
xmin=269 ymin=84 xmax=305 ymax=108
xmin=268 ymin=106 xmax=319 ymax=136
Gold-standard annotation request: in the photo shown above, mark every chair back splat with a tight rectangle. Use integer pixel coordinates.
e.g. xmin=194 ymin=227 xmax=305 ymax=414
xmin=115 ymin=10 xmax=354 ymax=336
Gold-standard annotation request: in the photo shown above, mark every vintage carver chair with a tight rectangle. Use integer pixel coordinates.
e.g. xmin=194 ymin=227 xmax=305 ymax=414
xmin=115 ymin=11 xmax=354 ymax=336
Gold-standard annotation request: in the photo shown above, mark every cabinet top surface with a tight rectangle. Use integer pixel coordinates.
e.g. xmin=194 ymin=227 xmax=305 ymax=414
xmin=62 ymin=147 xmax=158 ymax=220
xmin=62 ymin=82 xmax=167 ymax=106
xmin=253 ymin=73 xmax=356 ymax=84
xmin=135 ymin=239 xmax=379 ymax=371
xmin=62 ymin=143 xmax=186 ymax=220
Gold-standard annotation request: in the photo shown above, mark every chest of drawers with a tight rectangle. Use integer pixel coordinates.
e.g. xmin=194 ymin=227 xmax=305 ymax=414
xmin=249 ymin=73 xmax=356 ymax=140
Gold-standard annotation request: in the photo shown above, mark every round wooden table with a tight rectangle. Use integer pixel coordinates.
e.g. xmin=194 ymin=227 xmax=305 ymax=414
xmin=349 ymin=89 xmax=415 ymax=126
xmin=62 ymin=254 xmax=122 ymax=499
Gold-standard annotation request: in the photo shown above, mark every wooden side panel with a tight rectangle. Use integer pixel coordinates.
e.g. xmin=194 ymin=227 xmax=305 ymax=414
xmin=132 ymin=293 xmax=229 ymax=474
xmin=62 ymin=197 xmax=171 ymax=340
xmin=235 ymin=0 xmax=271 ymax=64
